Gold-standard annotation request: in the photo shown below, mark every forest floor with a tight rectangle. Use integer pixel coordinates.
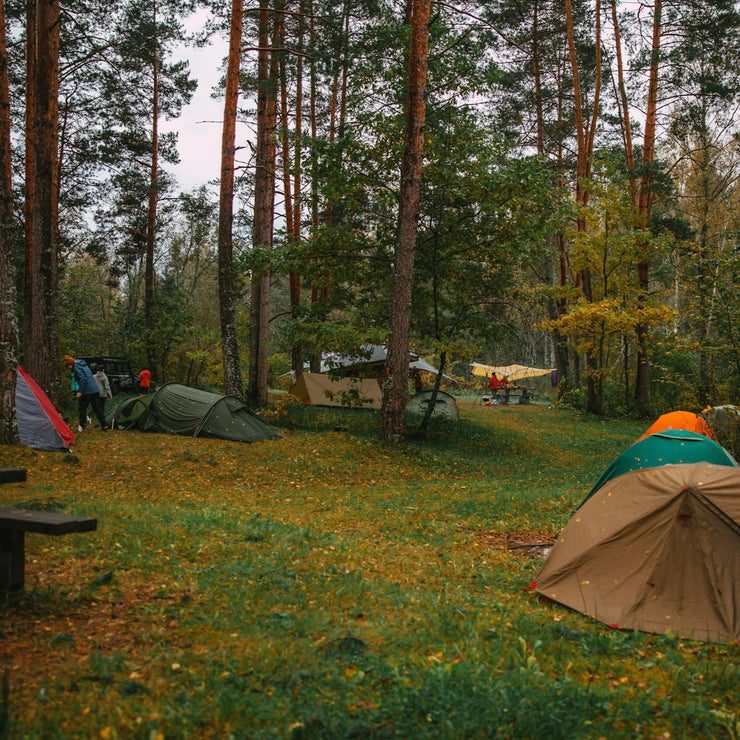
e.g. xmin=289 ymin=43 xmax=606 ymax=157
xmin=0 ymin=401 xmax=737 ymax=739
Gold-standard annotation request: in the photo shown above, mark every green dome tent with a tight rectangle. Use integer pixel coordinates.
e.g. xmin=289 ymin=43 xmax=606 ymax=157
xmin=107 ymin=394 xmax=153 ymax=430
xmin=405 ymin=390 xmax=460 ymax=421
xmin=579 ymin=429 xmax=737 ymax=509
xmin=108 ymin=383 xmax=280 ymax=443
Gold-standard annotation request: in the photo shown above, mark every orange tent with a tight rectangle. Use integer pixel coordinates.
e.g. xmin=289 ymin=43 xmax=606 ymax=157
xmin=637 ymin=410 xmax=716 ymax=441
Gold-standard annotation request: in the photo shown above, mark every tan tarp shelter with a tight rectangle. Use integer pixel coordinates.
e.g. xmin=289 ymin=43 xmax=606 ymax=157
xmin=471 ymin=362 xmax=553 ymax=382
xmin=290 ymin=372 xmax=382 ymax=409
xmin=532 ymin=462 xmax=740 ymax=643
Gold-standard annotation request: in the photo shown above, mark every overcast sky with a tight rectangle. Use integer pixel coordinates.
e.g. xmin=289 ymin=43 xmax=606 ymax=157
xmin=160 ymin=11 xmax=231 ymax=191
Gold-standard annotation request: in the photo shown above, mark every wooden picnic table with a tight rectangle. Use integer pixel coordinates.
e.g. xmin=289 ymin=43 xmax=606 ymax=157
xmin=483 ymin=388 xmax=536 ymax=405
xmin=0 ymin=469 xmax=98 ymax=592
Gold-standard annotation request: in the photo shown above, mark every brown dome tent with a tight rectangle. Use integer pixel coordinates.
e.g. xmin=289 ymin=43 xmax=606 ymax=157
xmin=532 ymin=463 xmax=740 ymax=643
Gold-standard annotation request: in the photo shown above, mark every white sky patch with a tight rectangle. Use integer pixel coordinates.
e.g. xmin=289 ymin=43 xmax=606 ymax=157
xmin=161 ymin=11 xmax=230 ymax=192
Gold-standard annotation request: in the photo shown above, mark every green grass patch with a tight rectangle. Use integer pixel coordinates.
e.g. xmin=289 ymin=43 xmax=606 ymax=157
xmin=0 ymin=404 xmax=737 ymax=738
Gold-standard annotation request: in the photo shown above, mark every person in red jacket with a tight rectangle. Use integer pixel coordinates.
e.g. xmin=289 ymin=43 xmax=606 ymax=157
xmin=486 ymin=373 xmax=500 ymax=405
xmin=138 ymin=368 xmax=152 ymax=394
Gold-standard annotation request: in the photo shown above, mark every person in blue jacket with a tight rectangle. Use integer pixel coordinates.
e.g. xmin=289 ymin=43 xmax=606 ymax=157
xmin=64 ymin=355 xmax=109 ymax=432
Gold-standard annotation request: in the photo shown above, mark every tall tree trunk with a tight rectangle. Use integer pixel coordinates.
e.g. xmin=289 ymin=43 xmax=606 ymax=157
xmin=27 ymin=0 xmax=60 ymax=402
xmin=287 ymin=0 xmax=304 ymax=376
xmin=610 ymin=0 xmax=636 ymax=205
xmin=276 ymin=5 xmax=304 ymax=376
xmin=22 ymin=0 xmax=35 ymax=357
xmin=307 ymin=0 xmax=349 ymax=372
xmin=533 ymin=0 xmax=569 ymax=395
xmin=145 ymin=1 xmax=159 ymax=377
xmin=306 ymin=0 xmax=322 ymax=373
xmin=0 ymin=0 xmax=18 ymax=444
xmin=611 ymin=0 xmax=661 ymax=416
xmin=634 ymin=0 xmax=662 ymax=418
xmin=218 ymin=0 xmax=244 ymax=398
xmin=380 ymin=0 xmax=432 ymax=443
xmin=565 ymin=0 xmax=602 ymax=414
xmin=247 ymin=0 xmax=277 ymax=407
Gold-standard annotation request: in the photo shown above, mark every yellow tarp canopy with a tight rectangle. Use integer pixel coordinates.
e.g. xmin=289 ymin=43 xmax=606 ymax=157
xmin=472 ymin=362 xmax=554 ymax=381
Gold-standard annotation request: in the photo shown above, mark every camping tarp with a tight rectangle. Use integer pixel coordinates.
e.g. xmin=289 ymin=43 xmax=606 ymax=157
xmin=532 ymin=462 xmax=740 ymax=643
xmin=406 ymin=390 xmax=460 ymax=421
xmin=471 ymin=362 xmax=554 ymax=382
xmin=109 ymin=383 xmax=280 ymax=442
xmin=290 ymin=372 xmax=382 ymax=409
xmin=580 ymin=429 xmax=737 ymax=508
xmin=638 ymin=410 xmax=716 ymax=441
xmin=321 ymin=344 xmax=449 ymax=377
xmin=16 ymin=366 xmax=75 ymax=451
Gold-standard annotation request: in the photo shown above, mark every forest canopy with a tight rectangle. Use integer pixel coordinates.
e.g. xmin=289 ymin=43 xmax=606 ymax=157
xmin=1 ymin=0 xmax=739 ymax=445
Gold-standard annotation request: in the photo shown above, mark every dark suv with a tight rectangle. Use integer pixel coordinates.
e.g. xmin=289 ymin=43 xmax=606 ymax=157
xmin=80 ymin=356 xmax=139 ymax=396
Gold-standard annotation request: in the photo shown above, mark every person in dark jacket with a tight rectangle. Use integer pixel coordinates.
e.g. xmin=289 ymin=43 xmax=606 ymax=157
xmin=64 ymin=355 xmax=108 ymax=431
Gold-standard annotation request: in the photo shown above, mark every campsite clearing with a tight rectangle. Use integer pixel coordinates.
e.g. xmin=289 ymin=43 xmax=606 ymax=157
xmin=0 ymin=403 xmax=737 ymax=738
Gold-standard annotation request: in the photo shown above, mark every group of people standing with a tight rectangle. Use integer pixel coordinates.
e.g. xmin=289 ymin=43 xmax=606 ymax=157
xmin=64 ymin=355 xmax=110 ymax=432
xmin=64 ymin=356 xmax=152 ymax=432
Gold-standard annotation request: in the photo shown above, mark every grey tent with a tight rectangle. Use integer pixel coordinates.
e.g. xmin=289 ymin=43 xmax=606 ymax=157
xmin=109 ymin=383 xmax=280 ymax=443
xmin=406 ymin=390 xmax=460 ymax=421
xmin=15 ymin=366 xmax=75 ymax=451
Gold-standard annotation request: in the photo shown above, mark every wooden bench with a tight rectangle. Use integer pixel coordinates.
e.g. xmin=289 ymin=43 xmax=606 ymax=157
xmin=0 ymin=468 xmax=28 ymax=484
xmin=0 ymin=469 xmax=98 ymax=593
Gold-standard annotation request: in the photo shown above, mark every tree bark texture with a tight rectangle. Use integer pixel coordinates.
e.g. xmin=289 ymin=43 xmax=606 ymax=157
xmin=634 ymin=0 xmax=662 ymax=418
xmin=27 ymin=0 xmax=60 ymax=402
xmin=145 ymin=2 xmax=159 ymax=377
xmin=565 ymin=0 xmax=602 ymax=414
xmin=218 ymin=0 xmax=244 ymax=399
xmin=380 ymin=0 xmax=432 ymax=443
xmin=0 ymin=0 xmax=18 ymax=444
xmin=248 ymin=0 xmax=277 ymax=407
xmin=22 ymin=0 xmax=35 ymax=356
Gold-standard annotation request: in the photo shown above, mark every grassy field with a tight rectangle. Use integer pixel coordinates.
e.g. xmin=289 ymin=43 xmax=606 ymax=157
xmin=0 ymin=401 xmax=737 ymax=739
